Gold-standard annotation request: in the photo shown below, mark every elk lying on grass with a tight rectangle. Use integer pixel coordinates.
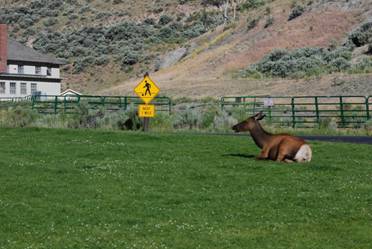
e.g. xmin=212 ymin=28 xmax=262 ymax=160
xmin=232 ymin=112 xmax=312 ymax=163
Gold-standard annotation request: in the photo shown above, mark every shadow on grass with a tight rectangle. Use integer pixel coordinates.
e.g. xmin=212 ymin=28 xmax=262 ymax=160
xmin=223 ymin=153 xmax=256 ymax=159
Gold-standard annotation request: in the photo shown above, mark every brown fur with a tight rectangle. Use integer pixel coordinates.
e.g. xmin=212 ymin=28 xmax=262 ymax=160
xmin=232 ymin=112 xmax=308 ymax=162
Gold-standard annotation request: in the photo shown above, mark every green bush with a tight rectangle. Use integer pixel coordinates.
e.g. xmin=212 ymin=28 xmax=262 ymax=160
xmin=119 ymin=48 xmax=142 ymax=66
xmin=158 ymin=26 xmax=178 ymax=41
xmin=240 ymin=0 xmax=265 ymax=10
xmin=348 ymin=22 xmax=372 ymax=47
xmin=0 ymin=107 xmax=38 ymax=128
xmin=173 ymin=107 xmax=202 ymax=130
xmin=43 ymin=17 xmax=58 ymax=26
xmin=158 ymin=15 xmax=173 ymax=25
xmin=319 ymin=117 xmax=338 ymax=130
xmin=151 ymin=113 xmax=173 ymax=132
xmin=95 ymin=55 xmax=110 ymax=66
xmin=288 ymin=4 xmax=304 ymax=21
xmin=201 ymin=0 xmax=225 ymax=7
xmin=200 ymin=104 xmax=220 ymax=129
xmin=368 ymin=41 xmax=372 ymax=54
xmin=247 ymin=16 xmax=259 ymax=30
xmin=323 ymin=47 xmax=352 ymax=62
xmin=66 ymin=104 xmax=140 ymax=130
xmin=330 ymin=57 xmax=351 ymax=72
xmin=178 ymin=0 xmax=192 ymax=4
xmin=183 ymin=23 xmax=206 ymax=38
xmin=213 ymin=111 xmax=238 ymax=132
xmin=239 ymin=68 xmax=263 ymax=79
xmin=247 ymin=47 xmax=355 ymax=78
xmin=364 ymin=119 xmax=372 ymax=131
xmin=32 ymin=114 xmax=74 ymax=129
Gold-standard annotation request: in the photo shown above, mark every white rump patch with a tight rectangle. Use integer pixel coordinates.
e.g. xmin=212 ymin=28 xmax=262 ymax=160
xmin=294 ymin=144 xmax=312 ymax=163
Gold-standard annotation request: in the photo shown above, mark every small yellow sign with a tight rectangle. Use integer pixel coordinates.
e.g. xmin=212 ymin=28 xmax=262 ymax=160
xmin=138 ymin=104 xmax=155 ymax=118
xmin=134 ymin=75 xmax=160 ymax=104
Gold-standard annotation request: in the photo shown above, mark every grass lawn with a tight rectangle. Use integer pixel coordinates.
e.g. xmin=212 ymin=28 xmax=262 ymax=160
xmin=0 ymin=128 xmax=371 ymax=249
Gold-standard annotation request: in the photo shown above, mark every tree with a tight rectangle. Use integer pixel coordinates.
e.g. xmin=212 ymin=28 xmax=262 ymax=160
xmin=201 ymin=0 xmax=225 ymax=7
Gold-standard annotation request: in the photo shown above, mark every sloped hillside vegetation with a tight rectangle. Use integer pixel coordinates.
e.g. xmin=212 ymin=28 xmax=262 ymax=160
xmin=33 ymin=14 xmax=223 ymax=74
xmin=0 ymin=0 xmax=225 ymax=74
xmin=241 ymin=21 xmax=372 ymax=79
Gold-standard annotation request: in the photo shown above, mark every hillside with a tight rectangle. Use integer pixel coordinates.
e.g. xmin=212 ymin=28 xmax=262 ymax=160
xmin=1 ymin=0 xmax=372 ymax=97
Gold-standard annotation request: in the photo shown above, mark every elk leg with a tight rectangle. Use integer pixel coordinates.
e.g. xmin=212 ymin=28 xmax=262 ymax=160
xmin=276 ymin=141 xmax=291 ymax=162
xmin=276 ymin=152 xmax=287 ymax=162
xmin=256 ymin=148 xmax=270 ymax=160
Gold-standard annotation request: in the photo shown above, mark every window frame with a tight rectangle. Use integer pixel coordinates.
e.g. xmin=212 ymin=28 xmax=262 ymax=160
xmin=20 ymin=82 xmax=27 ymax=95
xmin=35 ymin=66 xmax=42 ymax=75
xmin=9 ymin=82 xmax=16 ymax=95
xmin=31 ymin=83 xmax=37 ymax=95
xmin=18 ymin=65 xmax=24 ymax=74
xmin=0 ymin=82 xmax=5 ymax=94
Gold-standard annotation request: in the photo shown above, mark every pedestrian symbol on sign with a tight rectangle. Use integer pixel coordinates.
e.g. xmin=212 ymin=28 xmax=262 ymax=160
xmin=143 ymin=81 xmax=151 ymax=96
xmin=134 ymin=73 xmax=160 ymax=104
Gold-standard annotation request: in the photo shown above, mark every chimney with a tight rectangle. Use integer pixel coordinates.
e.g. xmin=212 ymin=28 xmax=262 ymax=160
xmin=0 ymin=24 xmax=8 ymax=73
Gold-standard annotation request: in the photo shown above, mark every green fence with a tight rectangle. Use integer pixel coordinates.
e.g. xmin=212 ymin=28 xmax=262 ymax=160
xmin=31 ymin=95 xmax=172 ymax=114
xmin=3 ymin=94 xmax=372 ymax=129
xmin=221 ymin=95 xmax=371 ymax=128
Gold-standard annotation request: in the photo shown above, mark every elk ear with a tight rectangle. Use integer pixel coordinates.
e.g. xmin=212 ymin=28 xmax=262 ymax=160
xmin=254 ymin=111 xmax=266 ymax=121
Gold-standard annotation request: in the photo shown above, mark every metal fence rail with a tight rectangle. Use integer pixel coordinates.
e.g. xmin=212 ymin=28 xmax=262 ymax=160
xmin=31 ymin=95 xmax=172 ymax=114
xmin=221 ymin=95 xmax=371 ymax=128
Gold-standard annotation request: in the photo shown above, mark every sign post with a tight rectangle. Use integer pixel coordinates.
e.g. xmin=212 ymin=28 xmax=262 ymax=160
xmin=134 ymin=73 xmax=160 ymax=132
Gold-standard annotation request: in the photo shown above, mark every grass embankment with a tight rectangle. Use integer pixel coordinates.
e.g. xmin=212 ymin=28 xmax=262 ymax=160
xmin=0 ymin=128 xmax=371 ymax=248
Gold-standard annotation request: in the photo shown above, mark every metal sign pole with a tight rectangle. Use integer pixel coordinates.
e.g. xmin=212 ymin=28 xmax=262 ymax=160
xmin=143 ymin=117 xmax=150 ymax=132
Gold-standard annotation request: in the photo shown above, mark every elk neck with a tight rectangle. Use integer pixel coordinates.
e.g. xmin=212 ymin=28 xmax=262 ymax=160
xmin=249 ymin=121 xmax=272 ymax=149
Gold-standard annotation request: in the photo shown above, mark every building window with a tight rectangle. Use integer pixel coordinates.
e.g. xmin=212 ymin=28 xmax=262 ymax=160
xmin=10 ymin=82 xmax=16 ymax=95
xmin=35 ymin=66 xmax=42 ymax=75
xmin=18 ymin=65 xmax=24 ymax=74
xmin=46 ymin=67 xmax=51 ymax=76
xmin=0 ymin=82 xmax=5 ymax=94
xmin=21 ymin=83 xmax=27 ymax=95
xmin=31 ymin=83 xmax=37 ymax=95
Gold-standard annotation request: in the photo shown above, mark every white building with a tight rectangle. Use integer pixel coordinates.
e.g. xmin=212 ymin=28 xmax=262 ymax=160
xmin=0 ymin=24 xmax=66 ymax=99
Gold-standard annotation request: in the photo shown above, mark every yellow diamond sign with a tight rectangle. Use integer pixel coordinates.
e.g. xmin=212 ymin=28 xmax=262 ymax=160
xmin=134 ymin=75 xmax=160 ymax=104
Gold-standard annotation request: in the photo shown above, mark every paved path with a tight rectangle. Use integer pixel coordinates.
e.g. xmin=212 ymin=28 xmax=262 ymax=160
xmin=197 ymin=133 xmax=372 ymax=145
xmin=301 ymin=136 xmax=372 ymax=145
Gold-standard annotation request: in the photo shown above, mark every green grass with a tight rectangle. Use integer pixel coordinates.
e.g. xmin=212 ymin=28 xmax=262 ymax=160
xmin=0 ymin=128 xmax=372 ymax=249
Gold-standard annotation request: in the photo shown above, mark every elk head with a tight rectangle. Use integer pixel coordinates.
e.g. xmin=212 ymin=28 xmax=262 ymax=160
xmin=232 ymin=112 xmax=266 ymax=132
